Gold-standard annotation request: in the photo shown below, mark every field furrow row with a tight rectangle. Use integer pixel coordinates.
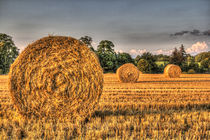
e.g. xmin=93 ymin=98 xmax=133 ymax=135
xmin=103 ymin=89 xmax=210 ymax=93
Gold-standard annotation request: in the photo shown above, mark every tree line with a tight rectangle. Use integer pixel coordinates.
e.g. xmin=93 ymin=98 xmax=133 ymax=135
xmin=80 ymin=36 xmax=209 ymax=74
xmin=0 ymin=34 xmax=209 ymax=74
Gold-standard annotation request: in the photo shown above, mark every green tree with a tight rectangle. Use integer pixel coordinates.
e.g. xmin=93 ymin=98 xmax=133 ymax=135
xmin=117 ymin=52 xmax=134 ymax=67
xmin=169 ymin=47 xmax=184 ymax=66
xmin=0 ymin=33 xmax=19 ymax=74
xmin=195 ymin=51 xmax=210 ymax=62
xmin=187 ymin=57 xmax=199 ymax=73
xmin=169 ymin=47 xmax=179 ymax=65
xmin=137 ymin=59 xmax=150 ymax=73
xmin=179 ymin=44 xmax=187 ymax=62
xmin=200 ymin=57 xmax=210 ymax=73
xmin=97 ymin=40 xmax=114 ymax=53
xmin=79 ymin=36 xmax=95 ymax=51
xmin=178 ymin=45 xmax=189 ymax=72
xmin=194 ymin=51 xmax=210 ymax=73
xmin=134 ymin=55 xmax=141 ymax=65
xmin=154 ymin=54 xmax=169 ymax=61
xmin=187 ymin=55 xmax=193 ymax=65
xmin=157 ymin=64 xmax=165 ymax=73
xmin=180 ymin=62 xmax=188 ymax=73
xmin=140 ymin=52 xmax=159 ymax=73
xmin=96 ymin=40 xmax=117 ymax=73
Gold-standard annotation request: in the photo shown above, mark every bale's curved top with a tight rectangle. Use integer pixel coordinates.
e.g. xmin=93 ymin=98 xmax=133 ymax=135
xmin=163 ymin=64 xmax=174 ymax=75
xmin=116 ymin=63 xmax=139 ymax=83
xmin=8 ymin=36 xmax=103 ymax=120
xmin=164 ymin=64 xmax=181 ymax=78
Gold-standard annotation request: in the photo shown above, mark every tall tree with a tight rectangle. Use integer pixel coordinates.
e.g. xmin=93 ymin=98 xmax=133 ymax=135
xmin=139 ymin=52 xmax=159 ymax=73
xmin=170 ymin=45 xmax=188 ymax=71
xmin=96 ymin=40 xmax=117 ymax=73
xmin=195 ymin=51 xmax=210 ymax=62
xmin=134 ymin=55 xmax=141 ymax=65
xmin=79 ymin=36 xmax=95 ymax=51
xmin=137 ymin=59 xmax=150 ymax=73
xmin=169 ymin=47 xmax=181 ymax=65
xmin=187 ymin=56 xmax=199 ymax=73
xmin=179 ymin=44 xmax=187 ymax=62
xmin=200 ymin=57 xmax=210 ymax=73
xmin=97 ymin=40 xmax=114 ymax=53
xmin=0 ymin=33 xmax=19 ymax=74
xmin=117 ymin=52 xmax=134 ymax=67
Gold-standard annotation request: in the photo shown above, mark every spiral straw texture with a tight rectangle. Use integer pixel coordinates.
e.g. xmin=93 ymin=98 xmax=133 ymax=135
xmin=8 ymin=36 xmax=103 ymax=121
xmin=116 ymin=63 xmax=139 ymax=83
xmin=164 ymin=64 xmax=182 ymax=78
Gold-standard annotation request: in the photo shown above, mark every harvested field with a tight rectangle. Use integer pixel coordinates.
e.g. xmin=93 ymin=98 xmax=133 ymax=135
xmin=0 ymin=74 xmax=209 ymax=139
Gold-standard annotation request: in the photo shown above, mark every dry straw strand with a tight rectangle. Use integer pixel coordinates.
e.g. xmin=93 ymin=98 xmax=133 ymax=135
xmin=164 ymin=64 xmax=182 ymax=78
xmin=8 ymin=36 xmax=104 ymax=121
xmin=116 ymin=63 xmax=139 ymax=83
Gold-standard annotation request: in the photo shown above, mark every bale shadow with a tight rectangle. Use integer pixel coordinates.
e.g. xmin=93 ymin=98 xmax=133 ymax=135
xmin=92 ymin=104 xmax=210 ymax=118
xmin=137 ymin=80 xmax=210 ymax=83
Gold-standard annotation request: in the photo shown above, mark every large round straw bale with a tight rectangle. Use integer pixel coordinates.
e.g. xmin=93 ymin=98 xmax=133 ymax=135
xmin=164 ymin=64 xmax=182 ymax=78
xmin=116 ymin=63 xmax=139 ymax=83
xmin=8 ymin=36 xmax=103 ymax=121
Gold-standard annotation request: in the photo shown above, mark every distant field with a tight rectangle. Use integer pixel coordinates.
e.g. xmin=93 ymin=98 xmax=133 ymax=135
xmin=155 ymin=60 xmax=169 ymax=66
xmin=0 ymin=74 xmax=209 ymax=139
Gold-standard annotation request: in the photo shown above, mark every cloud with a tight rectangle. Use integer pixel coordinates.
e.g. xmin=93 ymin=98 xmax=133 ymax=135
xmin=154 ymin=42 xmax=209 ymax=56
xmin=171 ymin=29 xmax=210 ymax=36
xmin=116 ymin=49 xmax=124 ymax=53
xmin=153 ymin=49 xmax=173 ymax=55
xmin=129 ymin=48 xmax=173 ymax=57
xmin=129 ymin=49 xmax=147 ymax=57
xmin=129 ymin=42 xmax=209 ymax=57
xmin=186 ymin=41 xmax=208 ymax=55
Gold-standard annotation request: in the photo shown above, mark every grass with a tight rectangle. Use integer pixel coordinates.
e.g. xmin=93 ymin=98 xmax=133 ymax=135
xmin=155 ymin=60 xmax=169 ymax=66
xmin=0 ymin=74 xmax=209 ymax=139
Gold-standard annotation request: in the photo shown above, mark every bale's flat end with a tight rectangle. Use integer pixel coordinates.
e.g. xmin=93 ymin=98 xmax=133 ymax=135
xmin=164 ymin=64 xmax=181 ymax=78
xmin=116 ymin=63 xmax=139 ymax=83
xmin=8 ymin=36 xmax=104 ymax=121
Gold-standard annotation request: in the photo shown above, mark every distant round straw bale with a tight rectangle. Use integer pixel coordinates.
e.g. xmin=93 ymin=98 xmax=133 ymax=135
xmin=164 ymin=64 xmax=182 ymax=78
xmin=116 ymin=63 xmax=139 ymax=83
xmin=163 ymin=64 xmax=174 ymax=75
xmin=8 ymin=36 xmax=103 ymax=121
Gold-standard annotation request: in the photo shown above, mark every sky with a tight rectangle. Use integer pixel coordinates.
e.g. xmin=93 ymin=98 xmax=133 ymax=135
xmin=0 ymin=0 xmax=209 ymax=57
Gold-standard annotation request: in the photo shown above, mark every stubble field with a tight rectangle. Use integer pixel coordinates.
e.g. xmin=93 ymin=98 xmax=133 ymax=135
xmin=0 ymin=74 xmax=209 ymax=139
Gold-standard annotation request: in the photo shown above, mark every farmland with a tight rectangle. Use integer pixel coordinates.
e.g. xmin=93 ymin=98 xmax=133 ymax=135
xmin=0 ymin=74 xmax=209 ymax=139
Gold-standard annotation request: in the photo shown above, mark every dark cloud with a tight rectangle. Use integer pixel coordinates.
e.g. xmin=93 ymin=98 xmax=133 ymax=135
xmin=171 ymin=31 xmax=190 ymax=36
xmin=203 ymin=30 xmax=210 ymax=36
xmin=171 ymin=29 xmax=210 ymax=36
